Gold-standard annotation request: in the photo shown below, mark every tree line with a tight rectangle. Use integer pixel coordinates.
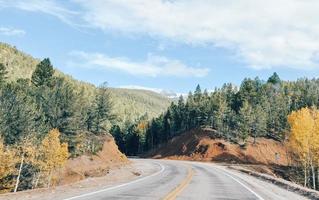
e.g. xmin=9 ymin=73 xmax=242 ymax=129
xmin=111 ymin=73 xmax=319 ymax=155
xmin=0 ymin=59 xmax=113 ymax=192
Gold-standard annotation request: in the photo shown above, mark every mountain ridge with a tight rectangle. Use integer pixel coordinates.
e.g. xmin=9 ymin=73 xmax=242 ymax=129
xmin=0 ymin=42 xmax=171 ymax=123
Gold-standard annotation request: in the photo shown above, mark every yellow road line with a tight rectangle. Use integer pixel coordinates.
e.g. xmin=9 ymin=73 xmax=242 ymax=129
xmin=162 ymin=166 xmax=194 ymax=200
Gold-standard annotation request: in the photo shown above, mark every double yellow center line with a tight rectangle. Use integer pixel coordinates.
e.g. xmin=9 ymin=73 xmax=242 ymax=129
xmin=163 ymin=165 xmax=194 ymax=200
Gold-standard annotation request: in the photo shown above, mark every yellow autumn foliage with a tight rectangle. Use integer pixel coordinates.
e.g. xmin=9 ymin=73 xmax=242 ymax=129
xmin=0 ymin=130 xmax=70 ymax=191
xmin=0 ymin=138 xmax=16 ymax=192
xmin=313 ymin=110 xmax=319 ymax=161
xmin=288 ymin=107 xmax=319 ymax=188
xmin=288 ymin=107 xmax=314 ymax=164
xmin=38 ymin=129 xmax=69 ymax=174
xmin=0 ymin=141 xmax=14 ymax=178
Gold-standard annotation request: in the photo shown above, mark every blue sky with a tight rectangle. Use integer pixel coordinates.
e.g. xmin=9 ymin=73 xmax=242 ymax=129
xmin=1 ymin=0 xmax=319 ymax=94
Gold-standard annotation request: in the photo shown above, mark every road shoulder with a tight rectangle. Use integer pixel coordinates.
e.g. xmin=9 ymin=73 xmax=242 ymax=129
xmin=0 ymin=160 xmax=159 ymax=200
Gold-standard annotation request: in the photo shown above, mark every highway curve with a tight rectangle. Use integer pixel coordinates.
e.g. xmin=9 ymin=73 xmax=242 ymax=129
xmin=62 ymin=159 xmax=308 ymax=200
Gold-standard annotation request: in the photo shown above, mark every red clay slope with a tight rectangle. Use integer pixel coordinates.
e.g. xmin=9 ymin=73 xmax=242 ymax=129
xmin=57 ymin=135 xmax=129 ymax=185
xmin=146 ymin=128 xmax=290 ymax=165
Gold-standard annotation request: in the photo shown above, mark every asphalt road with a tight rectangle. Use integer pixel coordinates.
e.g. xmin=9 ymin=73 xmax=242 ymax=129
xmin=62 ymin=159 xmax=308 ymax=200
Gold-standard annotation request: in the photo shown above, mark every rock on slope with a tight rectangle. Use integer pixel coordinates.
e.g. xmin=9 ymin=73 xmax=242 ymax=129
xmin=146 ymin=128 xmax=289 ymax=165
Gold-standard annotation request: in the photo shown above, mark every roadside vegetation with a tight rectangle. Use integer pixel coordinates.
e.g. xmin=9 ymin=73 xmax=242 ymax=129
xmin=0 ymin=59 xmax=113 ymax=193
xmin=113 ymin=72 xmax=307 ymax=154
xmin=111 ymin=72 xmax=319 ymax=191
xmin=0 ymin=43 xmax=170 ymax=193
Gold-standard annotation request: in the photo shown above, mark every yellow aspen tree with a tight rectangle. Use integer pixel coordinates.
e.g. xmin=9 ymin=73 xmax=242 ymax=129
xmin=38 ymin=129 xmax=68 ymax=187
xmin=312 ymin=109 xmax=319 ymax=189
xmin=288 ymin=107 xmax=314 ymax=187
xmin=0 ymin=138 xmax=16 ymax=193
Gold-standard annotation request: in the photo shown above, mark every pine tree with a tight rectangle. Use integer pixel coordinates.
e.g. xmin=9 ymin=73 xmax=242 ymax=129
xmin=0 ymin=83 xmax=37 ymax=145
xmin=162 ymin=109 xmax=171 ymax=142
xmin=267 ymin=72 xmax=281 ymax=85
xmin=110 ymin=125 xmax=125 ymax=153
xmin=31 ymin=58 xmax=54 ymax=87
xmin=92 ymin=83 xmax=113 ymax=134
xmin=43 ymin=77 xmax=78 ymax=135
xmin=251 ymin=104 xmax=267 ymax=144
xmin=194 ymin=84 xmax=202 ymax=103
xmin=238 ymin=101 xmax=253 ymax=143
xmin=0 ymin=63 xmax=7 ymax=86
xmin=176 ymin=95 xmax=185 ymax=131
xmin=125 ymin=124 xmax=140 ymax=156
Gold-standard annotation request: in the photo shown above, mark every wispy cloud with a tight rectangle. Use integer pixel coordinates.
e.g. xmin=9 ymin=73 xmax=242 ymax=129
xmin=73 ymin=0 xmax=319 ymax=70
xmin=4 ymin=0 xmax=319 ymax=70
xmin=67 ymin=51 xmax=209 ymax=78
xmin=0 ymin=0 xmax=79 ymax=27
xmin=0 ymin=27 xmax=25 ymax=36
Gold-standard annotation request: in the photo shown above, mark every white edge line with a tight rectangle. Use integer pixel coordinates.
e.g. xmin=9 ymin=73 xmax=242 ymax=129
xmin=63 ymin=161 xmax=165 ymax=200
xmin=214 ymin=166 xmax=265 ymax=200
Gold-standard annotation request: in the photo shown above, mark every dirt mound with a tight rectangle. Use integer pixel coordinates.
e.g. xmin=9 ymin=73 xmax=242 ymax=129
xmin=146 ymin=128 xmax=289 ymax=165
xmin=57 ymin=135 xmax=128 ymax=185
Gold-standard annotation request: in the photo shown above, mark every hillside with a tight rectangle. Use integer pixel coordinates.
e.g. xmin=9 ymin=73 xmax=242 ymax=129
xmin=0 ymin=42 xmax=171 ymax=122
xmin=109 ymin=88 xmax=172 ymax=123
xmin=146 ymin=128 xmax=290 ymax=166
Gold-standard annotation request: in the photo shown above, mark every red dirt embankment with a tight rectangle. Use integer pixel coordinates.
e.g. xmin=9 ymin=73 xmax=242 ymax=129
xmin=146 ymin=128 xmax=290 ymax=165
xmin=58 ymin=135 xmax=128 ymax=185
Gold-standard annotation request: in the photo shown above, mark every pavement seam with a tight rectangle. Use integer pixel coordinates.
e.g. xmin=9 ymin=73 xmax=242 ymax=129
xmin=162 ymin=165 xmax=194 ymax=200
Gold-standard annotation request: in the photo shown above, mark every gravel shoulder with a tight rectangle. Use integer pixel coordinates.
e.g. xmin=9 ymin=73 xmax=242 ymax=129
xmin=216 ymin=164 xmax=309 ymax=200
xmin=226 ymin=164 xmax=319 ymax=199
xmin=0 ymin=159 xmax=160 ymax=200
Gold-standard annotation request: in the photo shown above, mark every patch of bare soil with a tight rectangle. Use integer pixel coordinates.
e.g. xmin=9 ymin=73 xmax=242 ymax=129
xmin=58 ymin=135 xmax=129 ymax=185
xmin=146 ymin=128 xmax=290 ymax=165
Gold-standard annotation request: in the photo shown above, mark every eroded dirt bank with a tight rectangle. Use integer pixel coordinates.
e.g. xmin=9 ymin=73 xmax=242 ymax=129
xmin=59 ymin=135 xmax=129 ymax=185
xmin=146 ymin=128 xmax=290 ymax=165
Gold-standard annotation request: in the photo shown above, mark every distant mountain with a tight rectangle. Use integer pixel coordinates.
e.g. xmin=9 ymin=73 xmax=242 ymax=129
xmin=119 ymin=85 xmax=186 ymax=99
xmin=0 ymin=42 xmax=171 ymax=123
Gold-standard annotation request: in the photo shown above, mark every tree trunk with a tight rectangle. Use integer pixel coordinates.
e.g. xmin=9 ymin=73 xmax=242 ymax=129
xmin=14 ymin=154 xmax=24 ymax=193
xmin=33 ymin=172 xmax=41 ymax=189
xmin=304 ymin=163 xmax=308 ymax=187
xmin=311 ymin=162 xmax=316 ymax=190
xmin=47 ymin=171 xmax=52 ymax=188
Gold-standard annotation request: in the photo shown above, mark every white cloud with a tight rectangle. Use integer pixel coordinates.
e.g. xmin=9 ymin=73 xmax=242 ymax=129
xmin=0 ymin=27 xmax=25 ymax=36
xmin=67 ymin=51 xmax=209 ymax=77
xmin=0 ymin=0 xmax=79 ymax=27
xmin=4 ymin=0 xmax=319 ymax=69
xmin=72 ymin=0 xmax=319 ymax=70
